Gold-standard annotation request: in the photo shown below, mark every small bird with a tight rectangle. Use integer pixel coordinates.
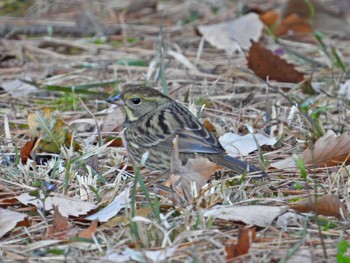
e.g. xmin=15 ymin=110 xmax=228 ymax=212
xmin=107 ymin=85 xmax=265 ymax=176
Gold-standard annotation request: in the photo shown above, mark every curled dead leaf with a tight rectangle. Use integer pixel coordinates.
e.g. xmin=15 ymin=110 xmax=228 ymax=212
xmin=47 ymin=206 xmax=75 ymax=239
xmin=290 ymin=195 xmax=348 ymax=219
xmin=272 ymin=131 xmax=350 ymax=169
xmin=167 ymin=136 xmax=221 ymax=203
xmin=226 ymin=227 xmax=256 ymax=260
xmin=78 ymin=220 xmax=98 ymax=239
xmin=303 ymin=130 xmax=350 ymax=167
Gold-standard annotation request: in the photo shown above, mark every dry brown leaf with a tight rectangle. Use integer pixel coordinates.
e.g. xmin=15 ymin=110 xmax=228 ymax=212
xmin=167 ymin=136 xmax=221 ymax=202
xmin=78 ymin=220 xmax=98 ymax=239
xmin=274 ymin=13 xmax=313 ymax=37
xmin=303 ymin=130 xmax=350 ymax=167
xmin=47 ymin=206 xmax=75 ymax=239
xmin=20 ymin=137 xmax=40 ymax=164
xmin=247 ymin=42 xmax=305 ymax=83
xmin=226 ymin=227 xmax=256 ymax=260
xmin=281 ymin=0 xmax=350 ymax=38
xmin=290 ymin=195 xmax=348 ymax=219
xmin=259 ymin=10 xmax=279 ymax=27
xmin=271 ymin=131 xmax=350 ymax=169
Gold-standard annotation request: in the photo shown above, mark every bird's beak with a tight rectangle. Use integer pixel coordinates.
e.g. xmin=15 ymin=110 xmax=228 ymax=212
xmin=106 ymin=94 xmax=124 ymax=106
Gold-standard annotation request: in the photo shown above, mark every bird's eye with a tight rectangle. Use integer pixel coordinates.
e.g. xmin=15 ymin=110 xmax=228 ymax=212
xmin=132 ymin=97 xmax=141 ymax=105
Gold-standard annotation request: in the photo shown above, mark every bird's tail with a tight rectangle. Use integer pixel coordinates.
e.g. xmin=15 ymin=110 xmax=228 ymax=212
xmin=208 ymin=154 xmax=267 ymax=178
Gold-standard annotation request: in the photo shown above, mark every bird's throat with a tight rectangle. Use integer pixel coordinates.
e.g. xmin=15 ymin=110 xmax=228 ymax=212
xmin=121 ymin=106 xmax=139 ymax=123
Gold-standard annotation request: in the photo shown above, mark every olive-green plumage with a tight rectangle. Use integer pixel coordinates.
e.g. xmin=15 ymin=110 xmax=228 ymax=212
xmin=107 ymin=86 xmax=264 ymax=175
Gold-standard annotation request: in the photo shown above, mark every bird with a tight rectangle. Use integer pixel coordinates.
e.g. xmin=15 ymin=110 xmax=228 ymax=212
xmin=106 ymin=85 xmax=266 ymax=177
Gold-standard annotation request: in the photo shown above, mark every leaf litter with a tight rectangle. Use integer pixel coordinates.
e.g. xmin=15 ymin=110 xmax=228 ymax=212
xmin=1 ymin=0 xmax=350 ymax=262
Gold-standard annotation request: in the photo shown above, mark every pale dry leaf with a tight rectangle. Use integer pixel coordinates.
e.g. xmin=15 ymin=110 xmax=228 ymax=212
xmin=286 ymin=249 xmax=312 ymax=263
xmin=270 ymin=156 xmax=296 ymax=170
xmin=102 ymin=107 xmax=125 ymax=133
xmin=275 ymin=211 xmax=305 ymax=230
xmin=272 ymin=130 xmax=350 ymax=169
xmin=176 ymin=157 xmax=220 ymax=202
xmin=339 ymin=80 xmax=350 ymax=101
xmin=69 ymin=118 xmax=96 ymax=133
xmin=290 ymin=195 xmax=348 ymax=219
xmin=170 ymin=136 xmax=220 ymax=202
xmin=17 ymin=193 xmax=97 ymax=217
xmin=204 ymin=205 xmax=288 ymax=228
xmin=0 ymin=208 xmax=27 ymax=238
xmin=197 ymin=13 xmax=263 ymax=55
xmin=86 ymin=188 xmax=130 ymax=222
xmin=219 ymin=133 xmax=277 ymax=157
xmin=303 ymin=130 xmax=350 ymax=167
xmin=2 ymin=78 xmax=37 ymax=97
xmin=126 ymin=0 xmax=157 ymax=14
xmin=106 ymin=246 xmax=177 ymax=262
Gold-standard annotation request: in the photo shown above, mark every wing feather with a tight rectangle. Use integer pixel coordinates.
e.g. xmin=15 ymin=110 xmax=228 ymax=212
xmin=125 ymin=102 xmax=225 ymax=154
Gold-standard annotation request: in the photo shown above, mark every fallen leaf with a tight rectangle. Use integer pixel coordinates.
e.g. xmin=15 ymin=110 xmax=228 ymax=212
xmin=247 ymin=42 xmax=305 ymax=83
xmin=226 ymin=227 xmax=256 ymax=260
xmin=20 ymin=137 xmax=40 ymax=164
xmin=102 ymin=107 xmax=125 ymax=133
xmin=286 ymin=249 xmax=312 ymax=263
xmin=303 ymin=131 xmax=350 ymax=167
xmin=126 ymin=0 xmax=157 ymax=14
xmin=78 ymin=220 xmax=98 ymax=239
xmin=204 ymin=205 xmax=288 ymax=228
xmin=0 ymin=208 xmax=28 ymax=238
xmin=167 ymin=136 xmax=221 ymax=202
xmin=281 ymin=0 xmax=350 ymax=38
xmin=274 ymin=13 xmax=313 ymax=37
xmin=259 ymin=9 xmax=279 ymax=27
xmin=86 ymin=188 xmax=130 ymax=222
xmin=270 ymin=156 xmax=296 ymax=170
xmin=27 ymin=108 xmax=80 ymax=154
xmin=339 ymin=80 xmax=350 ymax=101
xmin=17 ymin=193 xmax=97 ymax=217
xmin=275 ymin=211 xmax=305 ymax=230
xmin=47 ymin=206 xmax=74 ymax=239
xmin=290 ymin=195 xmax=348 ymax=219
xmin=2 ymin=78 xmax=37 ymax=97
xmin=106 ymin=246 xmax=178 ymax=262
xmin=219 ymin=133 xmax=277 ymax=157
xmin=273 ymin=130 xmax=350 ymax=169
xmin=102 ymin=206 xmax=152 ymax=228
xmin=197 ymin=13 xmax=263 ymax=55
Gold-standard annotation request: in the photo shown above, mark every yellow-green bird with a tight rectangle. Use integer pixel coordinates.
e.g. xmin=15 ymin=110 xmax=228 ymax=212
xmin=107 ymin=85 xmax=266 ymax=176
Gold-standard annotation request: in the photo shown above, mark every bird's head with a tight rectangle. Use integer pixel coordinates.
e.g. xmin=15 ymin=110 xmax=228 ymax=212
xmin=106 ymin=86 xmax=171 ymax=122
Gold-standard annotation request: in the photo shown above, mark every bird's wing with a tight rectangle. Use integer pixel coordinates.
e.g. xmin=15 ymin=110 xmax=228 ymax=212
xmin=126 ymin=102 xmax=225 ymax=154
